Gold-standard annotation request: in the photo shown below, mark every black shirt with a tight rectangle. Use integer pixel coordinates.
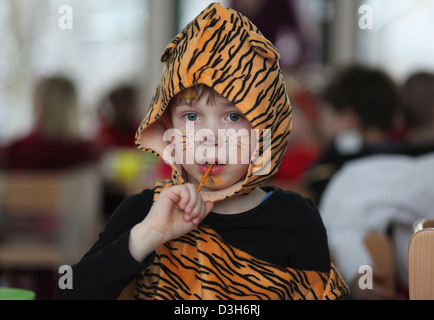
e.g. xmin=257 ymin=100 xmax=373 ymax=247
xmin=54 ymin=186 xmax=330 ymax=300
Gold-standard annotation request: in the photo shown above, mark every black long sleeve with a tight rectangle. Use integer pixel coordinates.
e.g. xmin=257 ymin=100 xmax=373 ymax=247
xmin=54 ymin=189 xmax=155 ymax=300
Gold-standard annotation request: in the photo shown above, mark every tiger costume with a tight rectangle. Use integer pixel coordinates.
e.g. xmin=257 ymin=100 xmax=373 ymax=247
xmin=130 ymin=2 xmax=349 ymax=300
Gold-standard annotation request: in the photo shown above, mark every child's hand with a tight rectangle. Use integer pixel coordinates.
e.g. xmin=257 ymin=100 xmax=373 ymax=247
xmin=129 ymin=184 xmax=213 ymax=262
xmin=147 ymin=183 xmax=214 ymax=240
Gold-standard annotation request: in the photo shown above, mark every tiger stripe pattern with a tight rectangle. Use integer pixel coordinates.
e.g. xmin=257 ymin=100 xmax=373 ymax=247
xmin=135 ymin=224 xmax=349 ymax=300
xmin=135 ymin=2 xmax=292 ymax=202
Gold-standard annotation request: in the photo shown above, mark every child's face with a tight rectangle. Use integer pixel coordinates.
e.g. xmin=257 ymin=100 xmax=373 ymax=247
xmin=169 ymin=90 xmax=253 ymax=192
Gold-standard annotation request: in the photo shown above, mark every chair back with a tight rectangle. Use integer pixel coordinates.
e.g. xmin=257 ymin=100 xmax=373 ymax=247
xmin=365 ymin=232 xmax=396 ymax=293
xmin=408 ymin=219 xmax=434 ymax=300
xmin=0 ymin=166 xmax=102 ymax=269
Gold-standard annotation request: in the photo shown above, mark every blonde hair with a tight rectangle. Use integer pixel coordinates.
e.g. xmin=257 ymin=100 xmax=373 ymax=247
xmin=34 ymin=76 xmax=81 ymax=141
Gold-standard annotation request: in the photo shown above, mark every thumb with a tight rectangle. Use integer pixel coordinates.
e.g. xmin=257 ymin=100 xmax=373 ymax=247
xmin=204 ymin=201 xmax=214 ymax=215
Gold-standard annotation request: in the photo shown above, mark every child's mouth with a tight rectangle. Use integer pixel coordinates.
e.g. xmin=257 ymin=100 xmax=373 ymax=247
xmin=198 ymin=160 xmax=225 ymax=175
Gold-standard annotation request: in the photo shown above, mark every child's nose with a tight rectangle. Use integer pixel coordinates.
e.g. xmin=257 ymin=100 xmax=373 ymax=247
xmin=201 ymin=120 xmax=221 ymax=146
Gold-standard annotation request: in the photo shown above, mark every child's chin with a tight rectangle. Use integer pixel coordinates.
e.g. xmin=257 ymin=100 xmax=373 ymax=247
xmin=201 ymin=184 xmax=225 ymax=192
xmin=200 ymin=181 xmax=231 ymax=192
xmin=202 ymin=177 xmax=245 ymax=192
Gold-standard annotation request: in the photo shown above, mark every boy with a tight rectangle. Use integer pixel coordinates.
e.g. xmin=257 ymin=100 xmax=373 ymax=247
xmin=55 ymin=3 xmax=348 ymax=300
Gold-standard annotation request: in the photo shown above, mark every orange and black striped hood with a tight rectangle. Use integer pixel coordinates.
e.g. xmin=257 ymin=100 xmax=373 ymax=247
xmin=135 ymin=2 xmax=292 ymax=202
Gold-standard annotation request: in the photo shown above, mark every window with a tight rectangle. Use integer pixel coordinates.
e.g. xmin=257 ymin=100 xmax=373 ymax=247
xmin=0 ymin=0 xmax=149 ymax=142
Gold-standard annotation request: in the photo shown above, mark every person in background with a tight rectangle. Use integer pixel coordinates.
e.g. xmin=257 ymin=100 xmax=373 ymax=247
xmin=319 ymin=147 xmax=434 ymax=300
xmin=96 ymin=84 xmax=140 ymax=149
xmin=303 ymin=65 xmax=403 ymax=205
xmin=1 ymin=75 xmax=100 ymax=170
xmin=316 ymin=70 xmax=434 ymax=300
xmin=401 ymin=71 xmax=434 ymax=155
xmin=0 ymin=75 xmax=101 ymax=300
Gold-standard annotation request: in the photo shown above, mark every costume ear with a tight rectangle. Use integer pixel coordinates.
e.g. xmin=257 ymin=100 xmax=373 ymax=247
xmin=161 ymin=32 xmax=185 ymax=62
xmin=249 ymin=31 xmax=280 ymax=60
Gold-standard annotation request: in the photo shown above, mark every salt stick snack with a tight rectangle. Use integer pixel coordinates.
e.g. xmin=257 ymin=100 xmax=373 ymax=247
xmin=197 ymin=164 xmax=214 ymax=193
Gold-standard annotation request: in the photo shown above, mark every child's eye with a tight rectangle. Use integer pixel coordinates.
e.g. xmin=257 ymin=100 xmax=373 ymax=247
xmin=226 ymin=113 xmax=243 ymax=122
xmin=182 ymin=112 xmax=200 ymax=122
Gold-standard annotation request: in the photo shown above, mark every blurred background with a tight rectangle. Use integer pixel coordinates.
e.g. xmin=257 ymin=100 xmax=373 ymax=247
xmin=0 ymin=0 xmax=433 ymax=300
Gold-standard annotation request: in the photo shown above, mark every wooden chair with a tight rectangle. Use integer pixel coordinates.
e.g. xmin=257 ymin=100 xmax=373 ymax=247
xmin=364 ymin=232 xmax=396 ymax=294
xmin=0 ymin=166 xmax=103 ymax=271
xmin=408 ymin=219 xmax=434 ymax=300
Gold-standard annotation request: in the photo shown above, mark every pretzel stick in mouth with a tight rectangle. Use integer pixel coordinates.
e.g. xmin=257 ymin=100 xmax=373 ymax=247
xmin=197 ymin=164 xmax=214 ymax=192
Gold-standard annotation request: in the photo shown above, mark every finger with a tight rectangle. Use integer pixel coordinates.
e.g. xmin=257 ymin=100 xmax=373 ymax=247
xmin=191 ymin=203 xmax=203 ymax=225
xmin=177 ymin=184 xmax=191 ymax=211
xmin=181 ymin=184 xmax=198 ymax=222
xmin=185 ymin=183 xmax=198 ymax=214
xmin=204 ymin=201 xmax=214 ymax=214
xmin=191 ymin=199 xmax=206 ymax=224
xmin=190 ymin=192 xmax=204 ymax=218
xmin=192 ymin=201 xmax=213 ymax=225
